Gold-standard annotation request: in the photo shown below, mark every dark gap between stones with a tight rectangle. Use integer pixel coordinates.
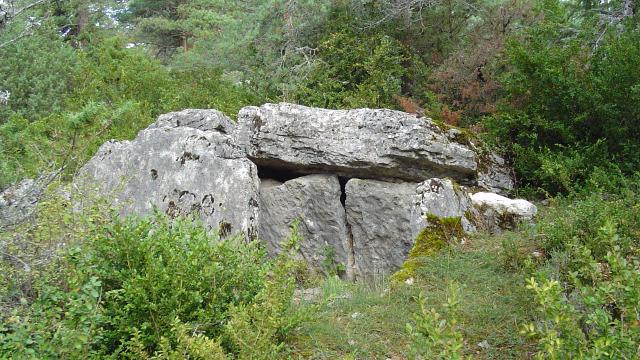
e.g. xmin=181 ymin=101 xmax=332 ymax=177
xmin=338 ymin=176 xmax=349 ymax=207
xmin=256 ymin=165 xmax=304 ymax=183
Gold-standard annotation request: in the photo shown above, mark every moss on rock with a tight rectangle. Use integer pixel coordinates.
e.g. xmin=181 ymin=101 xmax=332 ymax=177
xmin=392 ymin=214 xmax=465 ymax=282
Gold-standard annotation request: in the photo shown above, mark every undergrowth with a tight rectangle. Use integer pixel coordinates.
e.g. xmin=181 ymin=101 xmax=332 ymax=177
xmin=0 ymin=190 xmax=305 ymax=359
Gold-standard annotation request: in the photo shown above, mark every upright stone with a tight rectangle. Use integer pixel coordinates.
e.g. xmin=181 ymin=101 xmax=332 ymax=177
xmin=258 ymin=174 xmax=350 ymax=274
xmin=345 ymin=178 xmax=474 ymax=280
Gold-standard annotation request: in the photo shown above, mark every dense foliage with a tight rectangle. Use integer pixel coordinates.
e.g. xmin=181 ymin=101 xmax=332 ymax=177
xmin=0 ymin=194 xmax=304 ymax=358
xmin=515 ymin=173 xmax=640 ymax=357
xmin=484 ymin=2 xmax=640 ymax=193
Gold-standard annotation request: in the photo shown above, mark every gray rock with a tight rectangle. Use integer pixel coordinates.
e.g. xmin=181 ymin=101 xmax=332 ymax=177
xmin=0 ymin=172 xmax=58 ymax=229
xmin=416 ymin=178 xmax=475 ymax=232
xmin=258 ymin=174 xmax=350 ymax=273
xmin=345 ymin=179 xmax=423 ymax=280
xmin=149 ymin=109 xmax=235 ymax=134
xmin=476 ymin=153 xmax=515 ymax=195
xmin=345 ymin=178 xmax=474 ymax=280
xmin=77 ymin=122 xmax=259 ymax=239
xmin=236 ymin=103 xmax=478 ymax=183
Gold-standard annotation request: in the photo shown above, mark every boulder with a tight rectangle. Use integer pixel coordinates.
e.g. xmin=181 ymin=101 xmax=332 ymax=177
xmin=345 ymin=178 xmax=473 ymax=280
xmin=77 ymin=112 xmax=260 ymax=239
xmin=236 ymin=103 xmax=484 ymax=182
xmin=470 ymin=192 xmax=537 ymax=233
xmin=0 ymin=172 xmax=58 ymax=229
xmin=258 ymin=174 xmax=350 ymax=274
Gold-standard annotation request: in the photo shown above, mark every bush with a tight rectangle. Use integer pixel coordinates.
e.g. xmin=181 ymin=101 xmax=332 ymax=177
xmin=292 ymin=29 xmax=406 ymax=109
xmin=0 ymin=28 xmax=79 ymax=122
xmin=517 ymin=174 xmax=640 ymax=358
xmin=0 ymin=203 xmax=306 ymax=358
xmin=407 ymin=283 xmax=468 ymax=360
xmin=482 ymin=0 xmax=640 ymax=194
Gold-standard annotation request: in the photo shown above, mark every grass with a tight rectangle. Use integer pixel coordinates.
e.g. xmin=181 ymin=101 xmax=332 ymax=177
xmin=289 ymin=232 xmax=536 ymax=359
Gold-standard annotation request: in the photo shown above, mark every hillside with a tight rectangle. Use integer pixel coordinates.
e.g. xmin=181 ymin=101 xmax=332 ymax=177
xmin=1 ymin=0 xmax=639 ymax=359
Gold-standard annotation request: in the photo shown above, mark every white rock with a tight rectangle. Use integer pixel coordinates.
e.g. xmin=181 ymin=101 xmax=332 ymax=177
xmin=471 ymin=192 xmax=537 ymax=232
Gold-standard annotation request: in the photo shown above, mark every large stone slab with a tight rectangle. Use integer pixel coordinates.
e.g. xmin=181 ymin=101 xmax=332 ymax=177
xmin=236 ymin=103 xmax=479 ymax=182
xmin=77 ymin=111 xmax=260 ymax=239
xmin=258 ymin=174 xmax=350 ymax=274
xmin=235 ymin=103 xmax=514 ymax=194
xmin=345 ymin=178 xmax=473 ymax=280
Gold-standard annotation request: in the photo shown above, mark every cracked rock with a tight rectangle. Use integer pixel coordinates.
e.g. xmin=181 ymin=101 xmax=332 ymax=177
xmin=76 ymin=115 xmax=259 ymax=239
xmin=258 ymin=174 xmax=349 ymax=272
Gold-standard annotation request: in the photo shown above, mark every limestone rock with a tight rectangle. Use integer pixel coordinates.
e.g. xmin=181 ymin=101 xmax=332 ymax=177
xmin=236 ymin=103 xmax=479 ymax=183
xmin=77 ymin=120 xmax=259 ymax=239
xmin=0 ymin=172 xmax=58 ymax=229
xmin=258 ymin=174 xmax=349 ymax=272
xmin=416 ymin=178 xmax=475 ymax=232
xmin=149 ymin=109 xmax=235 ymax=134
xmin=345 ymin=178 xmax=473 ymax=280
xmin=476 ymin=153 xmax=515 ymax=195
xmin=471 ymin=192 xmax=537 ymax=233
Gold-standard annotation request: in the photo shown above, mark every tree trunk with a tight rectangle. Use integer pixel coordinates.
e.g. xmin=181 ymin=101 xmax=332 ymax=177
xmin=77 ymin=7 xmax=88 ymax=33
xmin=181 ymin=34 xmax=189 ymax=51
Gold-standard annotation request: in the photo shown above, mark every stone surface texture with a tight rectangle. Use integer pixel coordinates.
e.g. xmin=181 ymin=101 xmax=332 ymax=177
xmin=235 ymin=103 xmax=514 ymax=194
xmin=0 ymin=172 xmax=58 ymax=229
xmin=77 ymin=111 xmax=260 ymax=239
xmin=150 ymin=109 xmax=235 ymax=133
xmin=258 ymin=174 xmax=350 ymax=272
xmin=236 ymin=103 xmax=479 ymax=182
xmin=345 ymin=178 xmax=474 ymax=280
xmin=471 ymin=192 xmax=537 ymax=233
xmin=476 ymin=153 xmax=515 ymax=195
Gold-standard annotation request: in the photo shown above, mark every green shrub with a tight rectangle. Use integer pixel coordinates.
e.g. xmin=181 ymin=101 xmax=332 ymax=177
xmin=407 ymin=283 xmax=468 ymax=360
xmin=80 ymin=214 xmax=270 ymax=354
xmin=523 ymin=245 xmax=640 ymax=359
xmin=293 ymin=30 xmax=406 ymax=109
xmin=223 ymin=221 xmax=309 ymax=359
xmin=0 ymin=203 xmax=306 ymax=358
xmin=483 ymin=0 xmax=640 ymax=194
xmin=0 ymin=28 xmax=79 ymax=122
xmin=517 ymin=174 xmax=640 ymax=358
xmin=536 ymin=176 xmax=640 ymax=260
